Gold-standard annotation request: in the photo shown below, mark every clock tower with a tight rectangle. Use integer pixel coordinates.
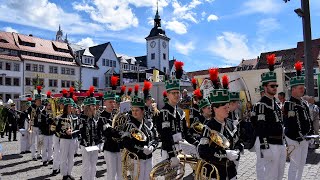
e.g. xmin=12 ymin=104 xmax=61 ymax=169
xmin=145 ymin=5 xmax=170 ymax=75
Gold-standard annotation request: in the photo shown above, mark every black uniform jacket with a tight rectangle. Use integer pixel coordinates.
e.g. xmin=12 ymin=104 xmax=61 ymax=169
xmin=284 ymin=97 xmax=314 ymax=142
xmin=123 ymin=115 xmax=158 ymax=160
xmin=79 ymin=114 xmax=103 ymax=147
xmin=39 ymin=109 xmax=55 ymax=136
xmin=156 ymin=103 xmax=198 ymax=158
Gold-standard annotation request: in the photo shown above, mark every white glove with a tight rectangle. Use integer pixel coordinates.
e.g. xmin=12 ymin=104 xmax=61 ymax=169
xmin=143 ymin=145 xmax=154 ymax=155
xmin=261 ymin=149 xmax=273 ymax=161
xmin=170 ymin=157 xmax=180 ymax=167
xmin=226 ymin=150 xmax=239 ymax=161
xmin=310 ymin=139 xmax=315 ymax=144
xmin=233 ymin=120 xmax=239 ymax=126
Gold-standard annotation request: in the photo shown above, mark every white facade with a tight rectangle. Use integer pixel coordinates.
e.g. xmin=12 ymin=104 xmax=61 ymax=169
xmin=81 ymin=44 xmax=120 ymax=90
xmin=23 ymin=60 xmax=80 ymax=94
xmin=0 ymin=59 xmax=23 ymax=102
xmin=146 ymin=37 xmax=170 ymax=74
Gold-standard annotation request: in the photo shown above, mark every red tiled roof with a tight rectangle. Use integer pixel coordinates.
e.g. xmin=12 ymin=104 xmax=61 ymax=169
xmin=12 ymin=33 xmax=73 ymax=58
xmin=52 ymin=41 xmax=69 ymax=50
xmin=0 ymin=54 xmax=21 ymax=61
xmin=21 ymin=55 xmax=77 ymax=66
xmin=257 ymin=48 xmax=296 ymax=70
xmin=187 ymin=66 xmax=237 ymax=77
xmin=295 ymin=38 xmax=320 ymax=68
xmin=18 ymin=34 xmax=34 ymax=44
xmin=0 ymin=32 xmax=19 ymax=50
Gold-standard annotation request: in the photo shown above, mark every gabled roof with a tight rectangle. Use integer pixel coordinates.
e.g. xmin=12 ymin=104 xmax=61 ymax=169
xmin=295 ymin=38 xmax=320 ymax=68
xmin=83 ymin=48 xmax=94 ymax=57
xmin=135 ymin=56 xmax=147 ymax=67
xmin=169 ymin=59 xmax=175 ymax=71
xmin=88 ymin=42 xmax=110 ymax=62
xmin=0 ymin=32 xmax=20 ymax=50
xmin=187 ymin=66 xmax=237 ymax=78
xmin=256 ymin=48 xmax=296 ymax=70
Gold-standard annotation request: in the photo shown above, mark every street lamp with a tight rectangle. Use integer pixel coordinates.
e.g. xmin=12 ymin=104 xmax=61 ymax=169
xmin=284 ymin=0 xmax=314 ymax=96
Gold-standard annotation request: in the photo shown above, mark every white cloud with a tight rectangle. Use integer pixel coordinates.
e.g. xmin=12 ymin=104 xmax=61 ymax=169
xmin=175 ymin=41 xmax=195 ymax=55
xmin=3 ymin=27 xmax=18 ymax=33
xmin=201 ymin=11 xmax=207 ymax=20
xmin=257 ymin=18 xmax=280 ymax=35
xmin=76 ymin=37 xmax=97 ymax=47
xmin=165 ymin=20 xmax=187 ymax=34
xmin=240 ymin=0 xmax=284 ymax=15
xmin=172 ymin=0 xmax=202 ymax=23
xmin=0 ymin=0 xmax=103 ymax=35
xmin=207 ymin=14 xmax=218 ymax=22
xmin=73 ymin=0 xmax=139 ymax=31
xmin=208 ymin=32 xmax=259 ymax=64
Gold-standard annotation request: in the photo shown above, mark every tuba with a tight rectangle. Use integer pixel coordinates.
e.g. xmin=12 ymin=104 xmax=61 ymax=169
xmin=122 ymin=148 xmax=141 ymax=180
xmin=149 ymin=158 xmax=185 ymax=180
xmin=194 ymin=160 xmax=220 ymax=180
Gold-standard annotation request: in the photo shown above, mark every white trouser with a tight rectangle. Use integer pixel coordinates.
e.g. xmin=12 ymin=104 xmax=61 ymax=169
xmin=19 ymin=129 xmax=28 ymax=152
xmin=104 ymin=151 xmax=122 ymax=180
xmin=131 ymin=158 xmax=152 ymax=180
xmin=53 ymin=134 xmax=60 ymax=171
xmin=42 ymin=135 xmax=53 ymax=162
xmin=255 ymin=137 xmax=286 ymax=180
xmin=60 ymin=138 xmax=76 ymax=176
xmin=81 ymin=146 xmax=99 ymax=180
xmin=74 ymin=138 xmax=79 ymax=155
xmin=286 ymin=136 xmax=309 ymax=180
xmin=30 ymin=127 xmax=40 ymax=158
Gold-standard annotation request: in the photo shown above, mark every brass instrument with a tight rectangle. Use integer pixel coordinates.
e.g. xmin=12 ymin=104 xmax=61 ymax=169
xmin=209 ymin=130 xmax=230 ymax=149
xmin=122 ymin=148 xmax=141 ymax=180
xmin=286 ymin=144 xmax=296 ymax=161
xmin=195 ymin=160 xmax=220 ymax=180
xmin=191 ymin=122 xmax=205 ymax=134
xmin=151 ymin=103 xmax=160 ymax=116
xmin=28 ymin=108 xmax=36 ymax=133
xmin=149 ymin=158 xmax=185 ymax=180
xmin=112 ymin=112 xmax=129 ymax=132
xmin=48 ymin=98 xmax=59 ymax=118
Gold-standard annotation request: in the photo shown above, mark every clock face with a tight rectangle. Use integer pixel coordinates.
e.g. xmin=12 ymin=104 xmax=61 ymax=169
xmin=162 ymin=41 xmax=167 ymax=48
xmin=150 ymin=41 xmax=156 ymax=48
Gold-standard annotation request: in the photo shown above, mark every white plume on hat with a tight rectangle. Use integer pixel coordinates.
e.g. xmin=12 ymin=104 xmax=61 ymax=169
xmin=7 ymin=98 xmax=14 ymax=105
xmin=0 ymin=100 xmax=3 ymax=106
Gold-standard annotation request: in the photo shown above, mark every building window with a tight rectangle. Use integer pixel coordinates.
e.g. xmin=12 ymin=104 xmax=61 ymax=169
xmin=105 ymin=76 xmax=110 ymax=87
xmin=151 ymin=53 xmax=155 ymax=60
xmin=13 ymin=78 xmax=19 ymax=86
xmin=5 ymin=77 xmax=11 ymax=86
xmin=39 ymin=65 xmax=44 ymax=72
xmin=13 ymin=94 xmax=20 ymax=99
xmin=113 ymin=60 xmax=116 ymax=67
xmin=0 ymin=77 xmax=3 ymax=85
xmin=25 ymin=78 xmax=31 ymax=86
xmin=66 ymin=81 xmax=70 ymax=87
xmin=32 ymin=64 xmax=38 ymax=72
xmin=106 ymin=59 xmax=110 ymax=66
xmin=93 ymin=77 xmax=98 ymax=87
xmin=70 ymin=69 xmax=75 ymax=75
xmin=163 ymin=53 xmax=166 ymax=60
xmin=49 ymin=66 xmax=58 ymax=74
xmin=102 ymin=59 xmax=105 ymax=66
xmin=71 ymin=81 xmax=75 ymax=87
xmin=10 ymin=50 xmax=18 ymax=56
xmin=49 ymin=79 xmax=58 ymax=87
xmin=26 ymin=63 xmax=31 ymax=71
xmin=13 ymin=63 xmax=20 ymax=71
xmin=61 ymin=80 xmax=66 ymax=88
xmin=163 ymin=67 xmax=167 ymax=74
xmin=66 ymin=68 xmax=70 ymax=75
xmin=61 ymin=67 xmax=65 ymax=74
xmin=5 ymin=62 xmax=11 ymax=70
xmin=5 ymin=94 xmax=11 ymax=102
xmin=0 ymin=62 xmax=2 ymax=70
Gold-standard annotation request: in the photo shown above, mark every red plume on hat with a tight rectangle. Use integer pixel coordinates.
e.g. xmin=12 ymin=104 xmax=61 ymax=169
xmin=36 ymin=85 xmax=42 ymax=95
xmin=221 ymin=74 xmax=229 ymax=89
xmin=127 ymin=87 xmax=132 ymax=96
xmin=193 ymin=88 xmax=203 ymax=100
xmin=89 ymin=86 xmax=95 ymax=97
xmin=266 ymin=53 xmax=276 ymax=71
xmin=163 ymin=91 xmax=167 ymax=98
xmin=111 ymin=76 xmax=119 ymax=90
xmin=209 ymin=68 xmax=219 ymax=89
xmin=191 ymin=78 xmax=197 ymax=90
xmin=98 ymin=93 xmax=103 ymax=100
xmin=120 ymin=85 xmax=126 ymax=96
xmin=72 ymin=95 xmax=78 ymax=103
xmin=69 ymin=86 xmax=75 ymax=98
xmin=62 ymin=89 xmax=68 ymax=98
xmin=143 ymin=80 xmax=152 ymax=100
xmin=46 ymin=91 xmax=51 ymax=98
xmin=134 ymin=84 xmax=139 ymax=96
xmin=27 ymin=97 xmax=33 ymax=101
xmin=295 ymin=61 xmax=303 ymax=76
xmin=174 ymin=60 xmax=184 ymax=79
xmin=86 ymin=90 xmax=91 ymax=97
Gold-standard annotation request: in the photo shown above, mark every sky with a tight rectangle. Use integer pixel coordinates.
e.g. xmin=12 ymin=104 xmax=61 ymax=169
xmin=0 ymin=0 xmax=319 ymax=72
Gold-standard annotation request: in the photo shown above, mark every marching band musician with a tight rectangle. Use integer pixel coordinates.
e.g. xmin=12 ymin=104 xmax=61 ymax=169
xmin=28 ymin=86 xmax=45 ymax=161
xmin=122 ymin=95 xmax=158 ymax=180
xmin=143 ymin=81 xmax=154 ymax=121
xmin=52 ymin=90 xmax=67 ymax=176
xmin=7 ymin=99 xmax=19 ymax=142
xmin=189 ymin=89 xmax=211 ymax=141
xmin=19 ymin=99 xmax=32 ymax=154
xmin=79 ymin=95 xmax=102 ymax=180
xmin=156 ymin=60 xmax=199 ymax=168
xmin=284 ymin=61 xmax=314 ymax=180
xmin=189 ymin=78 xmax=201 ymax=129
xmin=100 ymin=77 xmax=123 ymax=180
xmin=228 ymin=91 xmax=244 ymax=170
xmin=56 ymin=97 xmax=77 ymax=180
xmin=198 ymin=72 xmax=241 ymax=180
xmin=39 ymin=91 xmax=55 ymax=166
xmin=69 ymin=87 xmax=81 ymax=157
xmin=254 ymin=54 xmax=286 ymax=180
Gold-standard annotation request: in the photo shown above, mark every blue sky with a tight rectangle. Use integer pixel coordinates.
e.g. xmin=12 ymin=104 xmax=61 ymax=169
xmin=0 ymin=0 xmax=319 ymax=72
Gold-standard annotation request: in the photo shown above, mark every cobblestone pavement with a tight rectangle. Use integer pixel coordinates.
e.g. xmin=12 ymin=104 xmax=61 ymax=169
xmin=1 ymin=136 xmax=320 ymax=180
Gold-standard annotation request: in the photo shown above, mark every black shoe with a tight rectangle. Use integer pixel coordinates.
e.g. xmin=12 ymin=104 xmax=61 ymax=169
xmin=37 ymin=156 xmax=42 ymax=160
xmin=20 ymin=151 xmax=26 ymax=154
xmin=67 ymin=175 xmax=75 ymax=180
xmin=32 ymin=157 xmax=37 ymax=161
xmin=51 ymin=169 xmax=59 ymax=176
xmin=25 ymin=150 xmax=31 ymax=153
xmin=62 ymin=176 xmax=68 ymax=180
xmin=13 ymin=139 xmax=18 ymax=141
xmin=48 ymin=159 xmax=53 ymax=164
xmin=43 ymin=161 xmax=48 ymax=166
